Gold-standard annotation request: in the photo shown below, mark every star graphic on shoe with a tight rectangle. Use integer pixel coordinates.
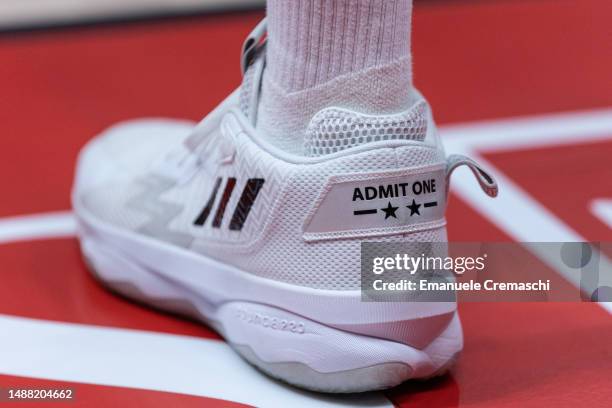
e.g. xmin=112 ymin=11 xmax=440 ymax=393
xmin=407 ymin=199 xmax=421 ymax=216
xmin=381 ymin=201 xmax=399 ymax=219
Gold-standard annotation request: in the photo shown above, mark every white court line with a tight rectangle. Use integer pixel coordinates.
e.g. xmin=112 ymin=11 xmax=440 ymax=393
xmin=0 ymin=0 xmax=264 ymax=30
xmin=0 ymin=211 xmax=76 ymax=244
xmin=591 ymin=199 xmax=612 ymax=230
xmin=0 ymin=314 xmax=391 ymax=408
xmin=443 ymin=107 xmax=612 ymax=152
xmin=441 ymin=108 xmax=612 ymax=313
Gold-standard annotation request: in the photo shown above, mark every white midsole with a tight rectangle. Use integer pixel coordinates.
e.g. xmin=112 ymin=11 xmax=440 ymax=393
xmin=74 ymin=199 xmax=460 ymax=375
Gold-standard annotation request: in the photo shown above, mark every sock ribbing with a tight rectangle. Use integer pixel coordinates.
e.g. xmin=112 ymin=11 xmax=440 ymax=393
xmin=266 ymin=0 xmax=412 ymax=93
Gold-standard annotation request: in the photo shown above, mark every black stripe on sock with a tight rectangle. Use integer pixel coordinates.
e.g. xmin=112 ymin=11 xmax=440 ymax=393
xmin=212 ymin=177 xmax=236 ymax=228
xmin=229 ymin=178 xmax=265 ymax=231
xmin=193 ymin=177 xmax=222 ymax=226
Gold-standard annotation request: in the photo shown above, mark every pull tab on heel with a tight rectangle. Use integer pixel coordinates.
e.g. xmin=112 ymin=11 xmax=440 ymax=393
xmin=446 ymin=154 xmax=499 ymax=198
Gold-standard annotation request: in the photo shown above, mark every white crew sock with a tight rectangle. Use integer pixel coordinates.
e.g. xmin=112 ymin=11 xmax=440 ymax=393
xmin=258 ymin=0 xmax=414 ymax=155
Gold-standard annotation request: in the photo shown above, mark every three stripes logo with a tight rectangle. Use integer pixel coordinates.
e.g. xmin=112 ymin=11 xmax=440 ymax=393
xmin=193 ymin=177 xmax=265 ymax=231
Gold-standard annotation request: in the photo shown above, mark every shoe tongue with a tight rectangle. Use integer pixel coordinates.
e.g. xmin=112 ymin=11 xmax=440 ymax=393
xmin=304 ymin=100 xmax=428 ymax=157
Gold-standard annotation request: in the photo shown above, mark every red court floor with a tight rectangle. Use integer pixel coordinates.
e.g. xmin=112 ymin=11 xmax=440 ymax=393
xmin=1 ymin=0 xmax=611 ymax=406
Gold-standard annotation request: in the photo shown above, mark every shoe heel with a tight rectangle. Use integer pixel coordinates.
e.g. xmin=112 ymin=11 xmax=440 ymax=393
xmin=216 ymin=301 xmax=461 ymax=393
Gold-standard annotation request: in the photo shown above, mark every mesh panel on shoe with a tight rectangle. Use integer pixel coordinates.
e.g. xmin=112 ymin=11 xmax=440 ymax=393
xmin=304 ymin=101 xmax=428 ymax=157
xmin=190 ymin=144 xmax=447 ymax=290
xmin=81 ymin=116 xmax=447 ymax=291
xmin=236 ymin=226 xmax=448 ymax=291
xmin=82 ymin=183 xmax=149 ymax=230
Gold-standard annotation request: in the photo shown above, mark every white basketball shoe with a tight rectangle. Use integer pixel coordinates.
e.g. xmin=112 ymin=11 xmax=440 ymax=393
xmin=72 ymin=20 xmax=497 ymax=393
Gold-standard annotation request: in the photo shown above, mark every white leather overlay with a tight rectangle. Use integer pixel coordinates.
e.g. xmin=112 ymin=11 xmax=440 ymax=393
xmin=303 ymin=164 xmax=447 ymax=241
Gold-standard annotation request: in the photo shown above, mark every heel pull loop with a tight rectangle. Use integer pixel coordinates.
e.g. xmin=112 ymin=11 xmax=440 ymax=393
xmin=241 ymin=18 xmax=267 ymax=76
xmin=446 ymin=154 xmax=498 ymax=198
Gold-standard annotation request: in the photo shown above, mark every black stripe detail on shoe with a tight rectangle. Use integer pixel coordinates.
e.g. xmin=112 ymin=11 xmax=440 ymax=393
xmin=424 ymin=201 xmax=438 ymax=208
xmin=212 ymin=177 xmax=236 ymax=228
xmin=229 ymin=178 xmax=265 ymax=231
xmin=193 ymin=177 xmax=222 ymax=226
xmin=354 ymin=209 xmax=377 ymax=215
